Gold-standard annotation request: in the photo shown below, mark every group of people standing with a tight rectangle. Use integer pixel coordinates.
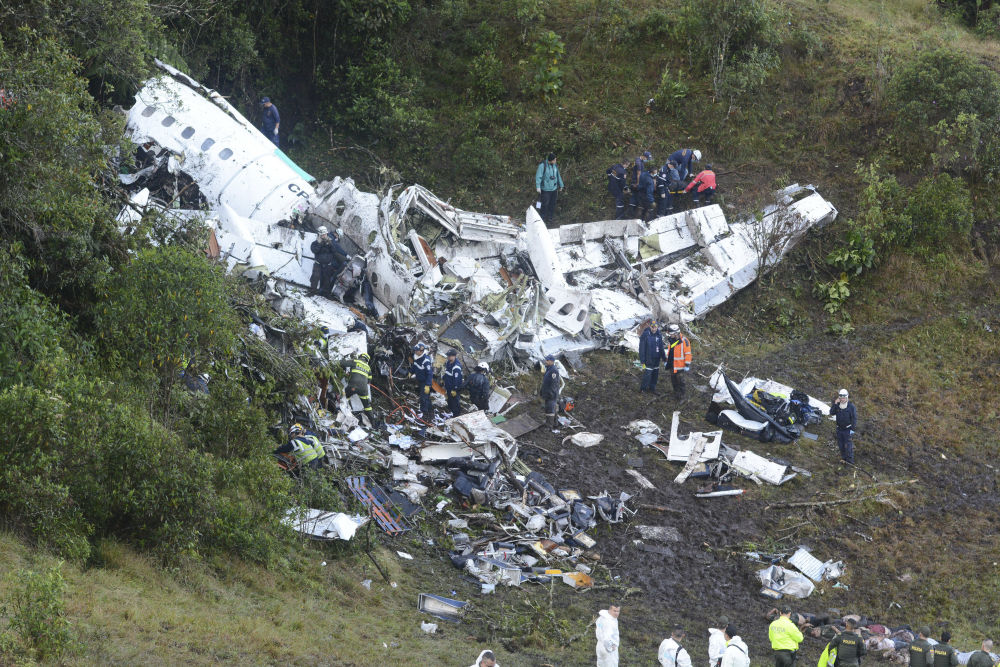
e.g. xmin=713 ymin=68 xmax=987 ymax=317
xmin=606 ymin=148 xmax=717 ymax=221
xmin=409 ymin=342 xmax=493 ymax=434
xmin=639 ymin=321 xmax=692 ymax=400
xmin=533 ymin=148 xmax=717 ymax=224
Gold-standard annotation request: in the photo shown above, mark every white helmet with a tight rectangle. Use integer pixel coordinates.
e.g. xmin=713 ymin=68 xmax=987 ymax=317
xmin=692 ymin=150 xmax=702 ymax=162
xmin=838 ymin=389 xmax=849 ymax=398
xmin=345 ymin=316 xmax=355 ymax=328
xmin=667 ymin=323 xmax=680 ymax=334
xmin=477 ymin=362 xmax=489 ymax=373
xmin=317 ymin=225 xmax=329 ymax=235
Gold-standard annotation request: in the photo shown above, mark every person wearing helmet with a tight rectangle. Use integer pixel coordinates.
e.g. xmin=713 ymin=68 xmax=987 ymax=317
xmin=310 ymin=226 xmax=349 ymax=296
xmin=410 ymin=342 xmax=434 ymax=430
xmin=829 ymin=389 xmax=857 ymax=464
xmin=664 ymin=324 xmax=692 ymax=400
xmin=443 ymin=349 xmax=464 ymax=417
xmin=338 ymin=351 xmax=373 ymax=417
xmin=345 ymin=315 xmax=370 ymax=336
xmin=667 ymin=148 xmax=701 ymax=181
xmin=273 ymin=423 xmax=324 ymax=472
xmin=466 ymin=362 xmax=492 ymax=412
xmin=638 ymin=320 xmax=666 ymax=394
xmin=684 ymin=163 xmax=717 ymax=206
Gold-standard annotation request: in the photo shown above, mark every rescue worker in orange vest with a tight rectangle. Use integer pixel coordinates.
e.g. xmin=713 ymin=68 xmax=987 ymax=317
xmin=665 ymin=324 xmax=692 ymax=400
xmin=685 ymin=164 xmax=717 ymax=205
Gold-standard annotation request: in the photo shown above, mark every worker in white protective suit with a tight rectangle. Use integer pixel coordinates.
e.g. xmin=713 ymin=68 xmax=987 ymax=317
xmin=707 ymin=616 xmax=730 ymax=667
xmin=468 ymin=649 xmax=497 ymax=667
xmin=595 ymin=604 xmax=621 ymax=667
xmin=720 ymin=625 xmax=750 ymax=667
xmin=659 ymin=624 xmax=693 ymax=667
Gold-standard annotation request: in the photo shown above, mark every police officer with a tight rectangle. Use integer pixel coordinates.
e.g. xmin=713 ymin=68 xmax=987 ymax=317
xmin=540 ymin=354 xmax=562 ymax=433
xmin=768 ymin=607 xmax=803 ymax=667
xmin=410 ymin=342 xmax=434 ymax=433
xmin=830 ymin=389 xmax=858 ymax=464
xmin=466 ymin=362 xmax=492 ymax=412
xmin=630 ymin=164 xmax=655 ymax=221
xmin=665 ymin=324 xmax=692 ymax=400
xmin=606 ymin=159 xmax=629 ymax=219
xmin=639 ymin=321 xmax=666 ymax=393
xmin=339 ymin=352 xmax=373 ymax=417
xmin=444 ymin=349 xmax=464 ymax=417
xmin=966 ymin=640 xmax=995 ymax=667
xmin=930 ymin=631 xmax=959 ymax=667
xmin=310 ymin=226 xmax=349 ymax=295
xmin=909 ymin=627 xmax=934 ymax=667
xmin=827 ymin=618 xmax=866 ymax=667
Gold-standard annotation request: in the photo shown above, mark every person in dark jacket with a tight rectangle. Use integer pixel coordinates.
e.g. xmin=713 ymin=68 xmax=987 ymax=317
xmin=655 ymin=161 xmax=682 ymax=216
xmin=310 ymin=226 xmax=349 ymax=295
xmin=607 ymin=160 xmax=629 ymax=219
xmin=668 ymin=148 xmax=701 ymax=181
xmin=629 ymin=166 xmax=655 ymax=221
xmin=410 ymin=342 xmax=434 ymax=434
xmin=443 ymin=349 xmax=464 ymax=417
xmin=465 ymin=362 xmax=492 ymax=412
xmin=827 ymin=618 xmax=866 ymax=667
xmin=966 ymin=639 xmax=994 ymax=667
xmin=638 ymin=321 xmax=666 ymax=393
xmin=908 ymin=627 xmax=934 ymax=667
xmin=930 ymin=631 xmax=959 ymax=667
xmin=261 ymin=97 xmax=280 ymax=146
xmin=830 ymin=389 xmax=858 ymax=464
xmin=540 ymin=354 xmax=562 ymax=433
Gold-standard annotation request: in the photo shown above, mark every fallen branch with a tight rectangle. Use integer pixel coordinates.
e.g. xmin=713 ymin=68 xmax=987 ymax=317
xmin=765 ymin=492 xmax=885 ymax=511
xmin=638 ymin=503 xmax=684 ymax=514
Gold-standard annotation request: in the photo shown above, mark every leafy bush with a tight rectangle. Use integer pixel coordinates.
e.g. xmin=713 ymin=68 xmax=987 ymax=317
xmin=847 ymin=162 xmax=912 ymax=254
xmin=888 ymin=49 xmax=1000 ymax=162
xmin=470 ymin=51 xmax=505 ymax=103
xmin=3 ymin=563 xmax=74 ymax=661
xmin=334 ymin=53 xmax=431 ymax=147
xmin=904 ymin=173 xmax=973 ymax=252
xmin=652 ymin=67 xmax=689 ymax=106
xmin=525 ymin=30 xmax=565 ymax=99
xmin=827 ymin=231 xmax=876 ymax=276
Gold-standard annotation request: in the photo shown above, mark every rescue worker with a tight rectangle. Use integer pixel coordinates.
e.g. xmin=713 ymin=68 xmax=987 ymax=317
xmin=535 ymin=152 xmax=565 ymax=223
xmin=466 ymin=362 xmax=492 ymax=412
xmin=410 ymin=342 xmax=434 ymax=431
xmin=659 ymin=625 xmax=693 ymax=667
xmin=668 ymin=148 xmax=700 ymax=180
xmin=830 ymin=389 xmax=857 ymax=464
xmin=606 ymin=159 xmax=629 ymax=219
xmin=708 ymin=617 xmax=730 ymax=667
xmin=827 ymin=618 xmax=866 ymax=667
xmin=639 ymin=320 xmax=666 ymax=393
xmin=468 ymin=650 xmax=498 ymax=667
xmin=273 ymin=423 xmax=324 ymax=471
xmin=720 ymin=625 xmax=749 ymax=667
xmin=632 ymin=150 xmax=653 ymax=188
xmin=966 ymin=639 xmax=994 ymax=667
xmin=444 ymin=349 xmax=464 ymax=417
xmin=930 ymin=631 xmax=958 ymax=667
xmin=540 ymin=354 xmax=562 ymax=433
xmin=685 ymin=164 xmax=717 ymax=205
xmin=310 ymin=226 xmax=349 ymax=295
xmin=338 ymin=352 xmax=373 ymax=417
xmin=656 ymin=161 xmax=681 ymax=216
xmin=909 ymin=627 xmax=934 ymax=667
xmin=769 ymin=606 xmax=804 ymax=667
xmin=345 ymin=315 xmax=370 ymax=336
xmin=629 ymin=164 xmax=655 ymax=221
xmin=260 ymin=97 xmax=280 ymax=146
xmin=595 ymin=603 xmax=621 ymax=667
xmin=665 ymin=324 xmax=692 ymax=400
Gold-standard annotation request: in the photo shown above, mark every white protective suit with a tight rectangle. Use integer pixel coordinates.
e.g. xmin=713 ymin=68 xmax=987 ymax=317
xmin=707 ymin=628 xmax=727 ymax=667
xmin=595 ymin=609 xmax=620 ymax=667
xmin=468 ymin=649 xmax=498 ymax=667
xmin=658 ymin=637 xmax=693 ymax=667
xmin=720 ymin=636 xmax=749 ymax=667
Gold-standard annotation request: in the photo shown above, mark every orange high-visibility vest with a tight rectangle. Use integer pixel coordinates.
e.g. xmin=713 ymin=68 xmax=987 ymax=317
xmin=668 ymin=335 xmax=692 ymax=373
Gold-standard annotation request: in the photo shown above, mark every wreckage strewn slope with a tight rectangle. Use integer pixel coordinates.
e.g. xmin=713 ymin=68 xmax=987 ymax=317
xmin=3 ymin=0 xmax=1000 ymax=664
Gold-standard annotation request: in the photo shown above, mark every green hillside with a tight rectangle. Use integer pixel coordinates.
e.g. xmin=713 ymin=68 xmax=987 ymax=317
xmin=1 ymin=0 xmax=999 ymax=664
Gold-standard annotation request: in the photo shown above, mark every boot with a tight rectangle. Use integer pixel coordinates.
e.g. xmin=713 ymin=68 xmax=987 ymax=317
xmin=547 ymin=414 xmax=561 ymax=434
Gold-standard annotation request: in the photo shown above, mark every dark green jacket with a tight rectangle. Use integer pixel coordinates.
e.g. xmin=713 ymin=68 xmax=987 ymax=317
xmin=909 ymin=638 xmax=932 ymax=667
xmin=829 ymin=631 xmax=866 ymax=666
xmin=930 ymin=643 xmax=958 ymax=667
xmin=966 ymin=650 xmax=995 ymax=667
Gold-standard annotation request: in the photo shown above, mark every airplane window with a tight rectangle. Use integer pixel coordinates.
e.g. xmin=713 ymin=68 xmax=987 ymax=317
xmin=161 ymin=116 xmax=176 ymax=127
xmin=201 ymin=138 xmax=215 ymax=151
xmin=181 ymin=127 xmax=195 ymax=139
xmin=219 ymin=148 xmax=233 ymax=160
xmin=141 ymin=106 xmax=157 ymax=117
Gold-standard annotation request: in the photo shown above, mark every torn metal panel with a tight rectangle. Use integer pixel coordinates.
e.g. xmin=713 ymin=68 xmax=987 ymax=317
xmin=396 ymin=185 xmax=519 ymax=242
xmin=788 ymin=547 xmax=827 ymax=582
xmin=543 ymin=285 xmax=592 ymax=335
xmin=709 ymin=367 xmax=831 ymax=415
xmin=667 ymin=411 xmax=722 ymax=462
xmin=417 ymin=594 xmax=468 ymax=622
xmin=446 ymin=410 xmax=518 ymax=461
xmin=731 ymin=450 xmax=795 ymax=485
xmin=523 ymin=207 xmax=566 ymax=289
xmin=498 ymin=413 xmax=543 ymax=438
xmin=126 ymin=61 xmax=314 ymax=225
xmin=285 ymin=509 xmax=368 ymax=541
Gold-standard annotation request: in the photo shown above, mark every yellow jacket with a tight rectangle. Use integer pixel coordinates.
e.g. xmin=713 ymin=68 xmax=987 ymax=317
xmin=769 ymin=616 xmax=803 ymax=651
